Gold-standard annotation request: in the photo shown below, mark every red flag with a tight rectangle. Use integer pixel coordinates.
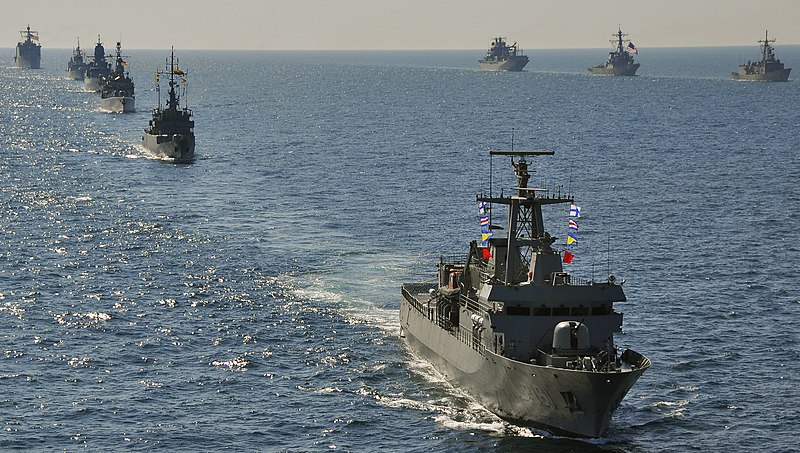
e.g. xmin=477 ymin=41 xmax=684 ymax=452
xmin=563 ymin=251 xmax=574 ymax=264
xmin=481 ymin=248 xmax=492 ymax=259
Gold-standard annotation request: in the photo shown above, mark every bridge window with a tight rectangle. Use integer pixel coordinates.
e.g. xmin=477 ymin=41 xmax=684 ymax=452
xmin=533 ymin=306 xmax=550 ymax=316
xmin=506 ymin=306 xmax=530 ymax=316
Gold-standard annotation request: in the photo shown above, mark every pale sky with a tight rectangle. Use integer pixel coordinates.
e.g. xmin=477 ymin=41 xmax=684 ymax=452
xmin=3 ymin=0 xmax=800 ymax=51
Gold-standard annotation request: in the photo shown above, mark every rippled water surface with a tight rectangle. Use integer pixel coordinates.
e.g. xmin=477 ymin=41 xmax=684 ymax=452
xmin=1 ymin=47 xmax=799 ymax=451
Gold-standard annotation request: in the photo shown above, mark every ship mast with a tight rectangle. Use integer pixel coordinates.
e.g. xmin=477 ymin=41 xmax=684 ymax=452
xmin=611 ymin=26 xmax=628 ymax=54
xmin=156 ymin=47 xmax=186 ymax=112
xmin=759 ymin=30 xmax=776 ymax=64
xmin=480 ymin=150 xmax=573 ymax=284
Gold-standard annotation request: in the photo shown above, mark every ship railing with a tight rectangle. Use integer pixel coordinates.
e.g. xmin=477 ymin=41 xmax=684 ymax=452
xmin=401 ymin=283 xmax=436 ymax=316
xmin=459 ymin=292 xmax=497 ymax=314
xmin=439 ymin=254 xmax=467 ymax=266
xmin=452 ymin=323 xmax=484 ymax=353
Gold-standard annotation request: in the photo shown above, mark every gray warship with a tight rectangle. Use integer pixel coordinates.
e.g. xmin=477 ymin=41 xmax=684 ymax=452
xmin=142 ymin=49 xmax=194 ymax=162
xmin=66 ymin=38 xmax=89 ymax=81
xmin=15 ymin=25 xmax=41 ymax=69
xmin=732 ymin=31 xmax=791 ymax=82
xmin=478 ymin=37 xmax=528 ymax=71
xmin=588 ymin=27 xmax=639 ymax=76
xmin=400 ymin=149 xmax=650 ymax=437
xmin=84 ymin=36 xmax=111 ymax=92
xmin=99 ymin=41 xmax=135 ymax=113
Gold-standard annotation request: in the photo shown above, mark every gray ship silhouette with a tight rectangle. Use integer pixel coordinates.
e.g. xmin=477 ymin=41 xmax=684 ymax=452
xmin=142 ymin=49 xmax=195 ymax=162
xmin=478 ymin=37 xmax=528 ymax=71
xmin=732 ymin=31 xmax=791 ymax=82
xmin=99 ymin=41 xmax=135 ymax=113
xmin=588 ymin=27 xmax=639 ymax=76
xmin=400 ymin=148 xmax=650 ymax=437
xmin=66 ymin=38 xmax=89 ymax=80
xmin=84 ymin=35 xmax=111 ymax=92
xmin=15 ymin=25 xmax=41 ymax=69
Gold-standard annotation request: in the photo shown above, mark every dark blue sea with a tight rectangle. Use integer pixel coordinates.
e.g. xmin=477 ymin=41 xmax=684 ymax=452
xmin=1 ymin=46 xmax=799 ymax=451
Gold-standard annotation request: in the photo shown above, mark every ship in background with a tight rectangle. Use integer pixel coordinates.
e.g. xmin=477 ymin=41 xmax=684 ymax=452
xmin=400 ymin=148 xmax=650 ymax=437
xmin=99 ymin=41 xmax=135 ymax=113
xmin=732 ymin=31 xmax=791 ymax=82
xmin=142 ymin=49 xmax=195 ymax=162
xmin=588 ymin=27 xmax=639 ymax=76
xmin=15 ymin=25 xmax=41 ymax=69
xmin=478 ymin=37 xmax=529 ymax=71
xmin=84 ymin=35 xmax=111 ymax=92
xmin=66 ymin=38 xmax=89 ymax=80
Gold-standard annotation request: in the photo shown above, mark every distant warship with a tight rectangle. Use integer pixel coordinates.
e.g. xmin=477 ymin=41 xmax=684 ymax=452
xmin=400 ymin=148 xmax=650 ymax=437
xmin=15 ymin=25 xmax=41 ymax=69
xmin=99 ymin=41 xmax=135 ymax=113
xmin=142 ymin=49 xmax=195 ymax=162
xmin=66 ymin=38 xmax=89 ymax=80
xmin=732 ymin=31 xmax=791 ymax=82
xmin=478 ymin=37 xmax=529 ymax=71
xmin=588 ymin=27 xmax=639 ymax=76
xmin=84 ymin=35 xmax=111 ymax=92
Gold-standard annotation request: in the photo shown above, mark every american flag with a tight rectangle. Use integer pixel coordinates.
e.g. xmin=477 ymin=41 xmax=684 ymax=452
xmin=627 ymin=42 xmax=638 ymax=55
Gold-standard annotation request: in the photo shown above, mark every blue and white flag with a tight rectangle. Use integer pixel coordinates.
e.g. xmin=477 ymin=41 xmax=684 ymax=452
xmin=478 ymin=202 xmax=487 ymax=215
xmin=569 ymin=204 xmax=581 ymax=218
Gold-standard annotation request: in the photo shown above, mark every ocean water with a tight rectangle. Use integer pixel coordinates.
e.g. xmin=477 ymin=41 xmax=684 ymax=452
xmin=1 ymin=46 xmax=799 ymax=451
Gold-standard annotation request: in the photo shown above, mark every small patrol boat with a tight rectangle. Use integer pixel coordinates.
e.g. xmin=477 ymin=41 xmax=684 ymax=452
xmin=66 ymin=38 xmax=89 ymax=80
xmin=142 ymin=49 xmax=194 ymax=162
xmin=99 ymin=41 xmax=135 ymax=113
xmin=478 ymin=36 xmax=529 ymax=71
xmin=588 ymin=27 xmax=639 ymax=76
xmin=15 ymin=25 xmax=41 ymax=69
xmin=84 ymin=35 xmax=111 ymax=92
xmin=400 ymin=148 xmax=650 ymax=437
xmin=732 ymin=31 xmax=791 ymax=82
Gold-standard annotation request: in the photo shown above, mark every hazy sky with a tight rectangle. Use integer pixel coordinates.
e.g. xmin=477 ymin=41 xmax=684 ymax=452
xmin=4 ymin=1 xmax=800 ymax=51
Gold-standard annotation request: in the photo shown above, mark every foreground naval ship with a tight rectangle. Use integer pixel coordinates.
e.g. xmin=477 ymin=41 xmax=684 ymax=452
xmin=478 ymin=37 xmax=529 ymax=71
xmin=588 ymin=27 xmax=639 ymax=76
xmin=400 ymin=149 xmax=650 ymax=437
xmin=66 ymin=39 xmax=89 ymax=80
xmin=732 ymin=31 xmax=791 ymax=82
xmin=99 ymin=41 xmax=135 ymax=113
xmin=84 ymin=36 xmax=111 ymax=92
xmin=142 ymin=49 xmax=194 ymax=162
xmin=15 ymin=25 xmax=41 ymax=69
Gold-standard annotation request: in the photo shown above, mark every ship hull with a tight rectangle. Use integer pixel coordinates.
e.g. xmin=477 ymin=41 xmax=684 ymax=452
xmin=400 ymin=296 xmax=648 ymax=437
xmin=84 ymin=76 xmax=103 ymax=92
xmin=731 ymin=68 xmax=791 ymax=82
xmin=66 ymin=68 xmax=85 ymax=81
xmin=478 ymin=57 xmax=528 ymax=72
xmin=15 ymin=48 xmax=41 ymax=69
xmin=100 ymin=96 xmax=135 ymax=113
xmin=588 ymin=63 xmax=639 ymax=76
xmin=142 ymin=132 xmax=195 ymax=162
